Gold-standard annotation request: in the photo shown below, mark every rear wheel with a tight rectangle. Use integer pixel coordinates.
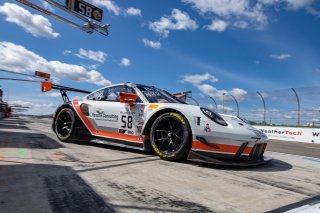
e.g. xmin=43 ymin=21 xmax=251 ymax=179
xmin=54 ymin=108 xmax=75 ymax=142
xmin=150 ymin=112 xmax=191 ymax=161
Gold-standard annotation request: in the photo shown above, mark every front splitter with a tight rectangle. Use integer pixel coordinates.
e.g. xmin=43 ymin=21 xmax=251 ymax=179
xmin=187 ymin=150 xmax=272 ymax=166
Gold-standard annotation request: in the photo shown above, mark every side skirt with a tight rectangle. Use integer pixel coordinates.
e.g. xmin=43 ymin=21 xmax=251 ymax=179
xmin=90 ymin=136 xmax=145 ymax=151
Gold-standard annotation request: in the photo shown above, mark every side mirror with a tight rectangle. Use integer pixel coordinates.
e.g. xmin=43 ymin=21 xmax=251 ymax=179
xmin=119 ymin=92 xmax=138 ymax=103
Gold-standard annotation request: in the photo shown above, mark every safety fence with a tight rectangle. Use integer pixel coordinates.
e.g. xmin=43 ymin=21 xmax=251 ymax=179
xmin=186 ymin=86 xmax=320 ymax=127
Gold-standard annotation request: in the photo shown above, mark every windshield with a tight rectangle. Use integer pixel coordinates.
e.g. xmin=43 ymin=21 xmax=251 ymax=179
xmin=136 ymin=85 xmax=182 ymax=103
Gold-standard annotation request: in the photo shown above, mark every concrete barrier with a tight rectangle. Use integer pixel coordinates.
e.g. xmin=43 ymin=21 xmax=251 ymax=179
xmin=253 ymin=125 xmax=320 ymax=144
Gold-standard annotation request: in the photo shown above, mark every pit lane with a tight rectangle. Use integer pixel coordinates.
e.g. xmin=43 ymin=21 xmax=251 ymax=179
xmin=0 ymin=117 xmax=319 ymax=213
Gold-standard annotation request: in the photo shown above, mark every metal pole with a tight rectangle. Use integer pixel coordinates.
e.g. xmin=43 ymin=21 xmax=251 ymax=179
xmin=222 ymin=93 xmax=225 ymax=113
xmin=187 ymin=96 xmax=199 ymax=106
xmin=228 ymin=93 xmax=239 ymax=117
xmin=257 ymin=91 xmax=266 ymax=124
xmin=208 ymin=96 xmax=218 ymax=112
xmin=291 ymin=88 xmax=301 ymax=126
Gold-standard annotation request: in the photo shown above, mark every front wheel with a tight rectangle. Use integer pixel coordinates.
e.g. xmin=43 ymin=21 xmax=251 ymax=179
xmin=150 ymin=112 xmax=191 ymax=161
xmin=54 ymin=108 xmax=76 ymax=142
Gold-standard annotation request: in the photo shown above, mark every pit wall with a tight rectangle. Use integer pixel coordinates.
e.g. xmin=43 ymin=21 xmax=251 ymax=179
xmin=253 ymin=126 xmax=320 ymax=144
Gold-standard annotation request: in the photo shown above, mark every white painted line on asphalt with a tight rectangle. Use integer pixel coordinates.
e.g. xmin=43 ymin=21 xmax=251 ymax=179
xmin=304 ymin=146 xmax=320 ymax=150
xmin=303 ymin=157 xmax=320 ymax=163
xmin=285 ymin=202 xmax=320 ymax=213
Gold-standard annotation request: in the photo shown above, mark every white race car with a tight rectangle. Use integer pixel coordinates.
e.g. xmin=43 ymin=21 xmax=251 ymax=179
xmin=49 ymin=83 xmax=269 ymax=165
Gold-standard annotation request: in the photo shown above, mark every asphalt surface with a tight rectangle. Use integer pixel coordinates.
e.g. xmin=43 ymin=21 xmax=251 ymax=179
xmin=0 ymin=117 xmax=320 ymax=213
xmin=266 ymin=139 xmax=320 ymax=159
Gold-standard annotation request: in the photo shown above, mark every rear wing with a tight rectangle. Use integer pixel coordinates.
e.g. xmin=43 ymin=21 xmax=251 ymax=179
xmin=41 ymin=82 xmax=91 ymax=103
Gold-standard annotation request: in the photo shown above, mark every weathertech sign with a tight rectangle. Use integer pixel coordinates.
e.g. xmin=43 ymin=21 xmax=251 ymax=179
xmin=260 ymin=129 xmax=303 ymax=136
xmin=254 ymin=126 xmax=320 ymax=144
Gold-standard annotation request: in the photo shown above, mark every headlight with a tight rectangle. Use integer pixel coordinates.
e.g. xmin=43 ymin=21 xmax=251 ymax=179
xmin=200 ymin=107 xmax=228 ymax=126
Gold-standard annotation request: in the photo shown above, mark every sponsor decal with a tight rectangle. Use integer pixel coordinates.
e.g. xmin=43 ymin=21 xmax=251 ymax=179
xmin=137 ymin=126 xmax=143 ymax=133
xmin=170 ymin=113 xmax=185 ymax=125
xmin=119 ymin=129 xmax=127 ymax=134
xmin=148 ymin=104 xmax=159 ymax=110
xmin=91 ymin=110 xmax=118 ymax=122
xmin=259 ymin=129 xmax=302 ymax=136
xmin=138 ymin=134 xmax=143 ymax=141
xmin=151 ymin=143 xmax=176 ymax=158
xmin=119 ymin=129 xmax=134 ymax=135
xmin=204 ymin=123 xmax=211 ymax=132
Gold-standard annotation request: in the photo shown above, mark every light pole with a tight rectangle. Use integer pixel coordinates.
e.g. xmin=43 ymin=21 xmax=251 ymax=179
xmin=228 ymin=93 xmax=239 ymax=117
xmin=257 ymin=91 xmax=266 ymax=124
xmin=291 ymin=88 xmax=300 ymax=126
xmin=208 ymin=96 xmax=218 ymax=112
xmin=222 ymin=93 xmax=225 ymax=113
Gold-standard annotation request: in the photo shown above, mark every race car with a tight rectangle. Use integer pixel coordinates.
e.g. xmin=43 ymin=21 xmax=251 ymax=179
xmin=48 ymin=82 xmax=270 ymax=165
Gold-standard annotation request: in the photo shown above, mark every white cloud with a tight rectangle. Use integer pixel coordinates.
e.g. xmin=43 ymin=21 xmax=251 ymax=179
xmin=207 ymin=19 xmax=229 ymax=32
xmin=258 ymin=0 xmax=280 ymax=5
xmin=217 ymin=104 xmax=233 ymax=112
xmin=0 ymin=3 xmax=59 ymax=38
xmin=0 ymin=41 xmax=111 ymax=86
xmin=260 ymin=0 xmax=315 ymax=10
xmin=142 ymin=38 xmax=161 ymax=49
xmin=10 ymin=100 xmax=56 ymax=109
xmin=63 ymin=50 xmax=72 ymax=55
xmin=126 ymin=7 xmax=141 ymax=16
xmin=233 ymin=21 xmax=249 ymax=29
xmin=91 ymin=0 xmax=121 ymax=15
xmin=149 ymin=9 xmax=198 ymax=37
xmin=183 ymin=0 xmax=318 ymax=32
xmin=270 ymin=54 xmax=291 ymax=60
xmin=75 ymin=48 xmax=107 ymax=63
xmin=196 ymin=84 xmax=247 ymax=101
xmin=181 ymin=72 xmax=247 ymax=101
xmin=120 ymin=58 xmax=131 ymax=67
xmin=41 ymin=1 xmax=55 ymax=12
xmin=46 ymin=92 xmax=61 ymax=98
xmin=229 ymin=88 xmax=248 ymax=101
xmin=181 ymin=72 xmax=218 ymax=85
xmin=257 ymin=92 xmax=269 ymax=99
xmin=307 ymin=7 xmax=320 ymax=16
xmin=183 ymin=0 xmax=268 ymax=30
xmin=285 ymin=0 xmax=314 ymax=10
xmin=183 ymin=0 xmax=249 ymax=16
xmin=196 ymin=84 xmax=220 ymax=96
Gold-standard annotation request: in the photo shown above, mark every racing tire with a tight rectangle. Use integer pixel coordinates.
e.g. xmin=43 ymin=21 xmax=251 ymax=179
xmin=150 ymin=112 xmax=191 ymax=161
xmin=54 ymin=108 xmax=76 ymax=142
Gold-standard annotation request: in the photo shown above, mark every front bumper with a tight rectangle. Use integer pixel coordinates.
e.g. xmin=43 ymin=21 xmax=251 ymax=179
xmin=188 ymin=138 xmax=271 ymax=166
xmin=187 ymin=150 xmax=271 ymax=166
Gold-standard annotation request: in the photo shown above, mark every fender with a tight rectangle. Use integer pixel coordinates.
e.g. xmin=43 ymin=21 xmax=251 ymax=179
xmin=142 ymin=104 xmax=197 ymax=137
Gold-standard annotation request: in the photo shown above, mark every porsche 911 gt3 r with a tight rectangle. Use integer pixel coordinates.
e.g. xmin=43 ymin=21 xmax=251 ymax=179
xmin=52 ymin=83 xmax=270 ymax=165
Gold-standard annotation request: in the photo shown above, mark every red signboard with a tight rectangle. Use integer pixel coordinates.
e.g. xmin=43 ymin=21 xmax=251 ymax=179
xmin=35 ymin=71 xmax=51 ymax=79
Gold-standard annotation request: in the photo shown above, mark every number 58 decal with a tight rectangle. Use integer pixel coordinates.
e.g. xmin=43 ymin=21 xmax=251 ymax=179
xmin=66 ymin=0 xmax=103 ymax=22
xmin=121 ymin=115 xmax=133 ymax=129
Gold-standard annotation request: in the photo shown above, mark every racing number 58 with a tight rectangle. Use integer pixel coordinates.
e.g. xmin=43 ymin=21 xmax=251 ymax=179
xmin=121 ymin=115 xmax=133 ymax=129
xmin=79 ymin=2 xmax=92 ymax=17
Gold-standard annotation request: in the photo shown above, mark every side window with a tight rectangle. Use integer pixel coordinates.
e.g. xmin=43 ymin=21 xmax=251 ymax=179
xmin=104 ymin=86 xmax=138 ymax=102
xmin=87 ymin=89 xmax=106 ymax=101
xmin=87 ymin=86 xmax=142 ymax=102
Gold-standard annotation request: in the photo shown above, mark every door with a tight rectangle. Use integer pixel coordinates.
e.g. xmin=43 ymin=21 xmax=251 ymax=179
xmin=86 ymin=85 xmax=146 ymax=142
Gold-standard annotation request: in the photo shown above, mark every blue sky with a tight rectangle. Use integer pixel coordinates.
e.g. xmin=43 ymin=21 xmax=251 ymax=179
xmin=0 ymin=0 xmax=320 ymax=116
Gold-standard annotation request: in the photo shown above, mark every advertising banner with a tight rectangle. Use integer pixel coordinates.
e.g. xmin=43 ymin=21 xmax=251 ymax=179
xmin=253 ymin=125 xmax=320 ymax=144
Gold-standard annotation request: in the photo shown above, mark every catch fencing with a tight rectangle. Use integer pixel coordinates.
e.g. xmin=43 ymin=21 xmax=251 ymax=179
xmin=186 ymin=86 xmax=320 ymax=127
